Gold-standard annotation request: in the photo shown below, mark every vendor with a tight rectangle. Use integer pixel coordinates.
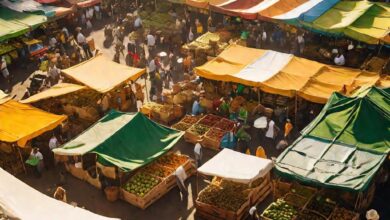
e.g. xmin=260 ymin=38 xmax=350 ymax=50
xmin=218 ymin=97 xmax=230 ymax=117
xmin=238 ymin=104 xmax=248 ymax=124
xmin=27 ymin=147 xmax=44 ymax=177
xmin=236 ymin=124 xmax=251 ymax=153
xmin=191 ymin=98 xmax=203 ymax=116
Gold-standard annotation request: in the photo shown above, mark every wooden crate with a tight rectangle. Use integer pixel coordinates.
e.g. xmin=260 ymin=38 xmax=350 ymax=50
xmin=196 ymin=195 xmax=250 ymax=220
xmin=121 ymin=157 xmax=194 ymax=209
xmin=249 ymin=174 xmax=272 ymax=205
xmin=201 ymin=135 xmax=221 ymax=151
xmin=184 ymin=130 xmax=203 ymax=144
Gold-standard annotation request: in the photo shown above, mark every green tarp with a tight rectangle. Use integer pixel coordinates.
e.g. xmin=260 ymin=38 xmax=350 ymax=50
xmin=0 ymin=7 xmax=46 ymax=42
xmin=53 ymin=111 xmax=184 ymax=171
xmin=276 ymin=87 xmax=390 ymax=191
xmin=300 ymin=1 xmax=390 ymax=44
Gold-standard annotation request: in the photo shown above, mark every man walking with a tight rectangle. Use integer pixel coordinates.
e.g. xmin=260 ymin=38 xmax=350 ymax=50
xmin=175 ymin=165 xmax=188 ymax=201
xmin=194 ymin=143 xmax=202 ymax=168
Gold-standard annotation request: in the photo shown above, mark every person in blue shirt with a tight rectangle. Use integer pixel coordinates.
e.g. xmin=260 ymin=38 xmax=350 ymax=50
xmin=192 ymin=98 xmax=203 ymax=116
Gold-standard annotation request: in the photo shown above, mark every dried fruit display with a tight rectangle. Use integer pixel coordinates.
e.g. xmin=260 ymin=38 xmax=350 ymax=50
xmin=157 ymin=154 xmax=188 ymax=170
xmin=205 ymin=127 xmax=225 ymax=141
xmin=171 ymin=122 xmax=191 ymax=131
xmin=198 ymin=180 xmax=249 ymax=211
xmin=198 ymin=114 xmax=222 ymax=127
xmin=189 ymin=124 xmax=210 ymax=136
xmin=306 ymin=196 xmax=336 ymax=218
xmin=214 ymin=118 xmax=235 ymax=131
xmin=123 ymin=173 xmax=161 ymax=197
xmin=142 ymin=164 xmax=174 ymax=179
xmin=181 ymin=115 xmax=201 ymax=124
xmin=297 ymin=210 xmax=326 ymax=220
xmin=262 ymin=199 xmax=298 ymax=220
xmin=330 ymin=207 xmax=358 ymax=220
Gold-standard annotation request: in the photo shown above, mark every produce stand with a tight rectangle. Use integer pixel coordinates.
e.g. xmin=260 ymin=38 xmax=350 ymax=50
xmin=263 ymin=180 xmax=361 ymax=220
xmin=195 ymin=149 xmax=273 ymax=220
xmin=141 ymin=102 xmax=185 ymax=125
xmin=173 ymin=114 xmax=236 ymax=149
xmin=120 ymin=153 xmax=195 ymax=209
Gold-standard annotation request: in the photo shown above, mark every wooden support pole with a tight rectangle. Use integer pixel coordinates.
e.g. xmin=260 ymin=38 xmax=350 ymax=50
xmin=16 ymin=144 xmax=27 ymax=174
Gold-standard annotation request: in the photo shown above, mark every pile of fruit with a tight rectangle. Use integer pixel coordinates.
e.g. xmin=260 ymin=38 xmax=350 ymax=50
xmin=188 ymin=124 xmax=210 ymax=136
xmin=297 ymin=210 xmax=326 ymax=220
xmin=262 ymin=199 xmax=298 ymax=220
xmin=214 ymin=119 xmax=235 ymax=131
xmin=205 ymin=127 xmax=225 ymax=141
xmin=123 ymin=173 xmax=161 ymax=197
xmin=171 ymin=122 xmax=191 ymax=131
xmin=157 ymin=154 xmax=188 ymax=170
xmin=330 ymin=207 xmax=358 ymax=220
xmin=181 ymin=115 xmax=201 ymax=124
xmin=306 ymin=196 xmax=336 ymax=218
xmin=198 ymin=180 xmax=249 ymax=211
xmin=142 ymin=164 xmax=173 ymax=179
xmin=198 ymin=115 xmax=222 ymax=127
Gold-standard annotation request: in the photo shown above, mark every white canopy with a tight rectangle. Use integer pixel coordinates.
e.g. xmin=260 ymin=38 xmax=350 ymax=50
xmin=197 ymin=149 xmax=273 ymax=184
xmin=0 ymin=168 xmax=118 ymax=220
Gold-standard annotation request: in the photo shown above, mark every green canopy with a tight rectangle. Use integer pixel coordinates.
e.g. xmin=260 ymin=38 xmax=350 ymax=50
xmin=300 ymin=1 xmax=390 ymax=44
xmin=53 ymin=111 xmax=184 ymax=171
xmin=0 ymin=7 xmax=47 ymax=42
xmin=276 ymin=87 xmax=390 ymax=192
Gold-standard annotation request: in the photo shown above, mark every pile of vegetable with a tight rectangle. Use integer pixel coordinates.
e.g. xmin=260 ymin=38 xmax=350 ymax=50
xmin=306 ymin=196 xmax=336 ymax=218
xmin=198 ymin=114 xmax=222 ymax=127
xmin=204 ymin=127 xmax=225 ymax=141
xmin=142 ymin=164 xmax=173 ymax=179
xmin=171 ymin=122 xmax=191 ymax=131
xmin=330 ymin=207 xmax=358 ymax=220
xmin=157 ymin=154 xmax=188 ymax=170
xmin=123 ymin=173 xmax=161 ymax=197
xmin=262 ymin=199 xmax=298 ymax=220
xmin=188 ymin=124 xmax=210 ymax=136
xmin=198 ymin=180 xmax=249 ymax=211
xmin=214 ymin=119 xmax=235 ymax=131
xmin=180 ymin=115 xmax=201 ymax=124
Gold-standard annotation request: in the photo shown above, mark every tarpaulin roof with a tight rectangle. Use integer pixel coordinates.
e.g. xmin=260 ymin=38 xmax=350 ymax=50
xmin=66 ymin=0 xmax=100 ymax=8
xmin=0 ymin=0 xmax=70 ymax=18
xmin=0 ymin=100 xmax=67 ymax=147
xmin=20 ymin=83 xmax=86 ymax=104
xmin=299 ymin=0 xmax=340 ymax=22
xmin=195 ymin=45 xmax=382 ymax=103
xmin=186 ymin=0 xmax=227 ymax=9
xmin=62 ymin=54 xmax=145 ymax=93
xmin=0 ymin=7 xmax=46 ymax=42
xmin=53 ymin=111 xmax=183 ymax=171
xmin=301 ymin=1 xmax=390 ymax=44
xmin=198 ymin=148 xmax=273 ymax=184
xmin=0 ymin=167 xmax=119 ymax=220
xmin=276 ymin=87 xmax=390 ymax=191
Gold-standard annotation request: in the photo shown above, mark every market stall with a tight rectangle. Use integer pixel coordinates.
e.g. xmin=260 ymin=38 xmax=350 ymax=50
xmin=172 ymin=114 xmax=236 ymax=150
xmin=274 ymin=87 xmax=390 ymax=214
xmin=195 ymin=149 xmax=273 ymax=220
xmin=53 ymin=111 xmax=194 ymax=208
xmin=0 ymin=167 xmax=117 ymax=220
xmin=0 ymin=100 xmax=66 ymax=174
xmin=140 ymin=102 xmax=185 ymax=125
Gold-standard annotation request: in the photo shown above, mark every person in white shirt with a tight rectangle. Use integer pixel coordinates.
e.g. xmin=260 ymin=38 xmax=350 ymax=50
xmin=49 ymin=135 xmax=59 ymax=150
xmin=194 ymin=143 xmax=202 ymax=168
xmin=30 ymin=147 xmax=44 ymax=176
xmin=175 ymin=166 xmax=188 ymax=200
xmin=77 ymin=30 xmax=93 ymax=58
xmin=136 ymin=99 xmax=143 ymax=112
xmin=77 ymin=31 xmax=86 ymax=45
xmin=146 ymin=33 xmax=155 ymax=47
xmin=297 ymin=34 xmax=305 ymax=54
xmin=134 ymin=16 xmax=142 ymax=29
xmin=265 ymin=117 xmax=279 ymax=148
xmin=49 ymin=36 xmax=57 ymax=48
xmin=334 ymin=53 xmax=345 ymax=66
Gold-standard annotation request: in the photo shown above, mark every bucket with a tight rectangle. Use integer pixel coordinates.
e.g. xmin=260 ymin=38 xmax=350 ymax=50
xmin=104 ymin=186 xmax=119 ymax=202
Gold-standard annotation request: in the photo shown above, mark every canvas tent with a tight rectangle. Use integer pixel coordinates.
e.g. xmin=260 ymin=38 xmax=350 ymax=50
xmin=62 ymin=54 xmax=145 ymax=93
xmin=0 ymin=167 xmax=118 ymax=220
xmin=0 ymin=0 xmax=72 ymax=18
xmin=0 ymin=7 xmax=46 ymax=42
xmin=0 ymin=100 xmax=67 ymax=147
xmin=66 ymin=0 xmax=101 ymax=8
xmin=301 ymin=1 xmax=390 ymax=44
xmin=198 ymin=148 xmax=273 ymax=184
xmin=54 ymin=111 xmax=183 ymax=171
xmin=195 ymin=44 xmax=383 ymax=103
xmin=275 ymin=87 xmax=390 ymax=191
xmin=21 ymin=83 xmax=86 ymax=104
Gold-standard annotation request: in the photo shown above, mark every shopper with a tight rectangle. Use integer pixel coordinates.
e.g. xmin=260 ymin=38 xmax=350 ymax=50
xmin=264 ymin=117 xmax=279 ymax=149
xmin=175 ymin=166 xmax=188 ymax=201
xmin=194 ymin=143 xmax=203 ymax=168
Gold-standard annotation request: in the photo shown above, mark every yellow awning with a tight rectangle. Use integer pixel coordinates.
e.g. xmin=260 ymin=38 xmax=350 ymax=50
xmin=20 ymin=83 xmax=86 ymax=104
xmin=0 ymin=100 xmax=67 ymax=147
xmin=62 ymin=54 xmax=146 ymax=93
xmin=195 ymin=45 xmax=380 ymax=103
